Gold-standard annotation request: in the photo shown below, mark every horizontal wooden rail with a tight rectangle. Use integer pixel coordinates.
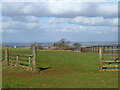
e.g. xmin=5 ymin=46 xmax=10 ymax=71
xmin=9 ymin=60 xmax=16 ymax=62
xmin=104 ymin=49 xmax=120 ymax=51
xmin=102 ymin=60 xmax=120 ymax=63
xmin=19 ymin=57 xmax=29 ymax=60
xmin=103 ymin=54 xmax=120 ymax=55
xmin=9 ymin=56 xmax=16 ymax=59
xmin=103 ymin=57 xmax=118 ymax=59
xmin=19 ymin=61 xmax=29 ymax=64
xmin=103 ymin=52 xmax=120 ymax=54
xmin=102 ymin=65 xmax=119 ymax=67
xmin=9 ymin=56 xmax=29 ymax=60
xmin=102 ymin=69 xmax=120 ymax=71
xmin=9 ymin=52 xmax=33 ymax=57
xmin=19 ymin=65 xmax=28 ymax=68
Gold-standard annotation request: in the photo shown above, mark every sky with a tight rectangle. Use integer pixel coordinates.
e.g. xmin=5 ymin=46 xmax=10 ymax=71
xmin=1 ymin=0 xmax=119 ymax=42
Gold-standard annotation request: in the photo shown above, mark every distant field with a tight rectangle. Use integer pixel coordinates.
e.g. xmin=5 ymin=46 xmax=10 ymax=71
xmin=2 ymin=47 xmax=118 ymax=88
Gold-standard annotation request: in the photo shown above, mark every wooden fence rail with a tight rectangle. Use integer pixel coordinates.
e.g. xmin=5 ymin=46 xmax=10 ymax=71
xmin=5 ymin=46 xmax=37 ymax=72
xmin=99 ymin=46 xmax=120 ymax=71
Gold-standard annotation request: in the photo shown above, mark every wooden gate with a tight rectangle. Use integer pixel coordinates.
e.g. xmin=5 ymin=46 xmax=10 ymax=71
xmin=99 ymin=46 xmax=120 ymax=71
xmin=5 ymin=46 xmax=37 ymax=72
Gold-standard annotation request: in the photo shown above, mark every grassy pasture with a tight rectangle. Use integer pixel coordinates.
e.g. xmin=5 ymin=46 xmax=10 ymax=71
xmin=2 ymin=47 xmax=118 ymax=88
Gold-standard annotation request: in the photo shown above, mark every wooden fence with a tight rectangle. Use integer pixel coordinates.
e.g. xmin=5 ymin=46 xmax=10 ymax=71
xmin=80 ymin=46 xmax=120 ymax=52
xmin=92 ymin=46 xmax=120 ymax=52
xmin=5 ymin=46 xmax=37 ymax=72
xmin=99 ymin=46 xmax=120 ymax=71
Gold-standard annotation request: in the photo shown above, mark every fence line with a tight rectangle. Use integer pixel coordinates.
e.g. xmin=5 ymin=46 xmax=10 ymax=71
xmin=80 ymin=46 xmax=120 ymax=52
xmin=99 ymin=46 xmax=120 ymax=71
xmin=5 ymin=46 xmax=37 ymax=72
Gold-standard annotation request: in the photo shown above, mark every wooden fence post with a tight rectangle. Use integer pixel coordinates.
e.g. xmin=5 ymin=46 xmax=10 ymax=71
xmin=92 ymin=46 xmax=93 ymax=52
xmin=93 ymin=46 xmax=95 ymax=52
xmin=98 ymin=46 xmax=99 ymax=53
xmin=117 ymin=46 xmax=119 ymax=50
xmin=95 ymin=46 xmax=97 ymax=52
xmin=94 ymin=46 xmax=96 ymax=52
xmin=99 ymin=47 xmax=103 ymax=72
xmin=112 ymin=46 xmax=113 ymax=54
xmin=29 ymin=56 xmax=31 ymax=70
xmin=108 ymin=46 xmax=110 ymax=54
xmin=103 ymin=46 xmax=105 ymax=50
xmin=33 ymin=46 xmax=36 ymax=72
xmin=5 ymin=49 xmax=9 ymax=66
xmin=16 ymin=55 xmax=19 ymax=67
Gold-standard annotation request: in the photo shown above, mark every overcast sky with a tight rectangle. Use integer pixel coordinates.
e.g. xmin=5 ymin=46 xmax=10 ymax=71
xmin=1 ymin=0 xmax=119 ymax=42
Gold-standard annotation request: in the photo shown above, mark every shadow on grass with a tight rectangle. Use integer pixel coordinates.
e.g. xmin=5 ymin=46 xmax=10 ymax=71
xmin=37 ymin=67 xmax=52 ymax=72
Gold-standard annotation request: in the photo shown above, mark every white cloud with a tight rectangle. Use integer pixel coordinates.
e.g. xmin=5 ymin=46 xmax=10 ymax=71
xmin=0 ymin=3 xmax=2 ymax=11
xmin=2 ymin=29 xmax=16 ymax=33
xmin=70 ymin=16 xmax=118 ymax=26
xmin=1 ymin=0 xmax=46 ymax=2
xmin=45 ymin=23 xmax=117 ymax=33
xmin=2 ymin=15 xmax=118 ymax=34
xmin=25 ymin=16 xmax=39 ymax=22
xmin=2 ymin=2 xmax=118 ymax=34
xmin=48 ymin=16 xmax=118 ymax=26
xmin=98 ymin=3 xmax=118 ymax=17
xmin=1 ymin=0 xmax=118 ymax=2
xmin=3 ymin=21 xmax=36 ymax=30
xmin=2 ymin=2 xmax=118 ymax=18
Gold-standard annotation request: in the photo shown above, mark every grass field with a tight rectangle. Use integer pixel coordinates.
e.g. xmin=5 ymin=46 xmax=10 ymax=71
xmin=2 ymin=47 xmax=118 ymax=88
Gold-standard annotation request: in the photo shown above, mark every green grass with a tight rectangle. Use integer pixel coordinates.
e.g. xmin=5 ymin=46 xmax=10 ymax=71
xmin=2 ymin=47 xmax=118 ymax=88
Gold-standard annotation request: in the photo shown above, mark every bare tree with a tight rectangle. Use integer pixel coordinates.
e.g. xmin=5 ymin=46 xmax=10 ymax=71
xmin=30 ymin=44 xmax=34 ymax=49
xmin=37 ymin=44 xmax=43 ymax=50
xmin=53 ymin=38 xmax=71 ymax=50
xmin=73 ymin=43 xmax=81 ymax=50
